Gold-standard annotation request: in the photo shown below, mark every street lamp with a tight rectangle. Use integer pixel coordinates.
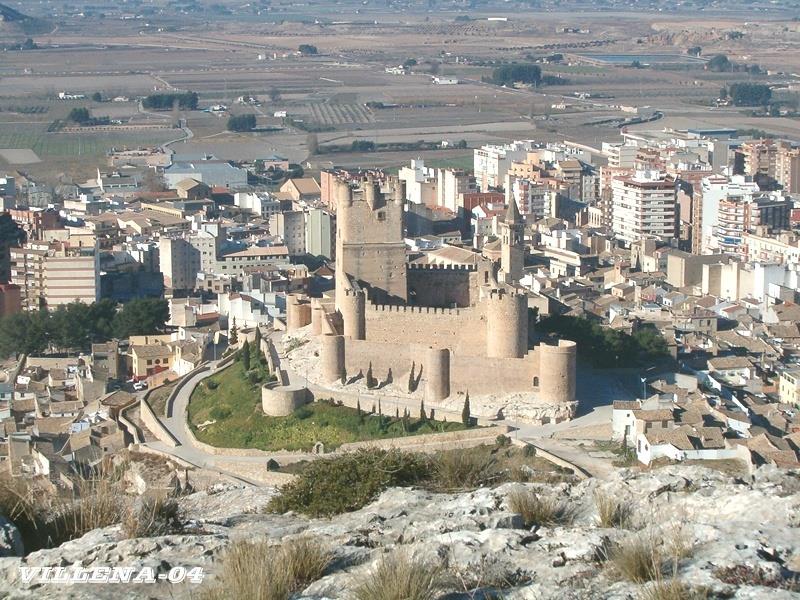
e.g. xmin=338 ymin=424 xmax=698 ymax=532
xmin=640 ymin=376 xmax=647 ymax=400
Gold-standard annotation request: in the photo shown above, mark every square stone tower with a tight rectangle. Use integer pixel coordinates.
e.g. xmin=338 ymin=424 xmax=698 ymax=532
xmin=334 ymin=175 xmax=408 ymax=306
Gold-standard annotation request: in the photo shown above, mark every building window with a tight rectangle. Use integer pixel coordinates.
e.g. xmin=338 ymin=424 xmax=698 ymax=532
xmin=377 ymin=211 xmax=386 ymax=222
xmin=533 ymin=376 xmax=539 ymax=387
xmin=147 ymin=360 xmax=152 ymax=366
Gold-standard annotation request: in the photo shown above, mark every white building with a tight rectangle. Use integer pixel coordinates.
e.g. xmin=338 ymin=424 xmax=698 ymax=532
xmin=473 ymin=141 xmax=535 ymax=192
xmin=700 ymin=175 xmax=761 ymax=254
xmin=505 ymin=175 xmax=551 ymax=219
xmin=611 ymin=171 xmax=676 ymax=245
xmin=234 ymin=192 xmax=281 ymax=219
xmin=398 ymin=159 xmax=437 ymax=205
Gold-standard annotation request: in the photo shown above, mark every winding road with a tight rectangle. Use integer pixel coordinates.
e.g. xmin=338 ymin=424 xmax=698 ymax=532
xmin=142 ymin=333 xmax=634 ymax=484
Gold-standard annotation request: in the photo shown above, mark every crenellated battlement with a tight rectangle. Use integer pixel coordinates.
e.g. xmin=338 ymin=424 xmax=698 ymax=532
xmin=367 ymin=303 xmax=464 ymax=316
xmin=485 ymin=287 xmax=527 ymax=302
xmin=407 ymin=262 xmax=477 ymax=272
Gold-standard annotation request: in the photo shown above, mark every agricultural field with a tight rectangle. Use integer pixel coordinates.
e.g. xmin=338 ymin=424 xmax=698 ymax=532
xmin=0 ymin=4 xmax=796 ymax=180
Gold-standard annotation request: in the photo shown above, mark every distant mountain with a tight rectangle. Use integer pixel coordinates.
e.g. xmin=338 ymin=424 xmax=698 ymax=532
xmin=0 ymin=2 xmax=52 ymax=35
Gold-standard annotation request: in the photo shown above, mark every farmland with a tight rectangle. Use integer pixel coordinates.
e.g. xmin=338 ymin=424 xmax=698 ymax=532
xmin=0 ymin=2 xmax=797 ymax=181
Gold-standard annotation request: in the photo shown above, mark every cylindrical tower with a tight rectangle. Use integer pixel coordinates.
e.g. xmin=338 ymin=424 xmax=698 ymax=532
xmin=425 ymin=347 xmax=450 ymax=401
xmin=321 ymin=334 xmax=346 ymax=383
xmin=286 ymin=294 xmax=312 ymax=332
xmin=538 ymin=340 xmax=577 ymax=404
xmin=311 ymin=299 xmax=324 ymax=336
xmin=339 ymin=288 xmax=366 ymax=340
xmin=485 ymin=289 xmax=528 ymax=359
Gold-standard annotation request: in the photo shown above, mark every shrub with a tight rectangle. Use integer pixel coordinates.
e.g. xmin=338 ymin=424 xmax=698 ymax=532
xmin=206 ymin=380 xmax=219 ymax=390
xmin=210 ymin=406 xmax=231 ymax=420
xmin=353 ymin=551 xmax=443 ymax=600
xmin=713 ymin=564 xmax=800 ymax=591
xmin=122 ymin=497 xmax=182 ymax=539
xmin=507 ymin=490 xmax=573 ymax=528
xmin=594 ymin=490 xmax=632 ymax=528
xmin=496 ymin=434 xmax=511 ymax=447
xmin=203 ymin=537 xmax=331 ymax=600
xmin=430 ymin=450 xmax=499 ymax=491
xmin=267 ymin=449 xmax=430 ymax=517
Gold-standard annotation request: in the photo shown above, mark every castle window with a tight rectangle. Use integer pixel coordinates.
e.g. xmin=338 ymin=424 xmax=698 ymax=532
xmin=377 ymin=211 xmax=386 ymax=221
xmin=533 ymin=376 xmax=539 ymax=387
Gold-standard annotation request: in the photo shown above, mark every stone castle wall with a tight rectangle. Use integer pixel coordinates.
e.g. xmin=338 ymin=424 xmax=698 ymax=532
xmin=407 ymin=263 xmax=476 ymax=308
xmin=363 ymin=303 xmax=488 ymax=355
xmin=342 ymin=337 xmax=541 ymax=397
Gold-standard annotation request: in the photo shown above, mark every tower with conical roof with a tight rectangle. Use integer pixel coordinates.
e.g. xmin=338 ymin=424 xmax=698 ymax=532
xmin=499 ymin=196 xmax=524 ymax=284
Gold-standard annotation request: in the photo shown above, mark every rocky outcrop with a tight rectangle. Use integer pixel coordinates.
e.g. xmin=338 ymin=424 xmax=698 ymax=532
xmin=0 ymin=466 xmax=798 ymax=599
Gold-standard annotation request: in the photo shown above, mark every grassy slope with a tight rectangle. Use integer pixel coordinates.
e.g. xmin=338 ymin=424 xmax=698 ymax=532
xmin=188 ymin=360 xmax=465 ymax=452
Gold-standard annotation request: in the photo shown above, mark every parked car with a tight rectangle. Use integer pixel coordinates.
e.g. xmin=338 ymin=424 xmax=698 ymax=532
xmin=133 ymin=381 xmax=148 ymax=391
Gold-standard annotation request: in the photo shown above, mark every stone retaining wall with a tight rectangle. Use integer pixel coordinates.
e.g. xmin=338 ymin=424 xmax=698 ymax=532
xmin=338 ymin=424 xmax=512 ymax=453
xmin=140 ymin=396 xmax=179 ymax=448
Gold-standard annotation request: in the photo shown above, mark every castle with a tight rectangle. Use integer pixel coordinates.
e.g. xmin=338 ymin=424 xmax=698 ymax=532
xmin=278 ymin=175 xmax=578 ymax=424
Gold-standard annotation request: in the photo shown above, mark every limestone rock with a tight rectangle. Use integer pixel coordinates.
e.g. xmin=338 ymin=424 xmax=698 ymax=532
xmin=0 ymin=465 xmax=797 ymax=599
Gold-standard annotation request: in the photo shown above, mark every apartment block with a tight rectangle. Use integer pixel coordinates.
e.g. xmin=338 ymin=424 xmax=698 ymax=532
xmin=10 ymin=242 xmax=99 ymax=310
xmin=611 ymin=171 xmax=677 ymax=245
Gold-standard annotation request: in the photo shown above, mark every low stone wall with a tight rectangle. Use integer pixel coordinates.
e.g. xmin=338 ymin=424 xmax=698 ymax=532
xmin=511 ymin=439 xmax=590 ymax=480
xmin=338 ymin=424 xmax=512 ymax=453
xmin=140 ymin=396 xmax=179 ymax=448
xmin=119 ymin=403 xmax=144 ymax=445
xmin=211 ymin=459 xmax=298 ymax=486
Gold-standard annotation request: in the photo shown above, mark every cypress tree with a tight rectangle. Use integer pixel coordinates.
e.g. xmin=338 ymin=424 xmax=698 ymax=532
xmin=241 ymin=339 xmax=251 ymax=371
xmin=461 ymin=393 xmax=471 ymax=427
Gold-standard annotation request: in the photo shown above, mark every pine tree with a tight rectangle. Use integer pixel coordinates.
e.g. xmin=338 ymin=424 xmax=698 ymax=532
xmin=241 ymin=339 xmax=251 ymax=371
xmin=230 ymin=317 xmax=239 ymax=345
xmin=461 ymin=393 xmax=471 ymax=427
xmin=419 ymin=400 xmax=427 ymax=422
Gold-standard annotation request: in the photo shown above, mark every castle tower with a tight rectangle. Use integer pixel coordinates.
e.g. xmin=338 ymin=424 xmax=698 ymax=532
xmin=499 ymin=196 xmax=524 ymax=285
xmin=339 ymin=287 xmax=366 ymax=340
xmin=425 ymin=347 xmax=450 ymax=401
xmin=321 ymin=334 xmax=346 ymax=383
xmin=538 ymin=340 xmax=577 ymax=404
xmin=334 ymin=175 xmax=408 ymax=307
xmin=286 ymin=294 xmax=312 ymax=332
xmin=310 ymin=299 xmax=325 ymax=336
xmin=485 ymin=288 xmax=528 ymax=359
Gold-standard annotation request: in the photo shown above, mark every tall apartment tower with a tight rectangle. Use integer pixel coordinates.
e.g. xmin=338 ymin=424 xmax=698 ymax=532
xmin=499 ymin=196 xmax=524 ymax=284
xmin=334 ymin=175 xmax=407 ymax=306
xmin=611 ymin=171 xmax=677 ymax=245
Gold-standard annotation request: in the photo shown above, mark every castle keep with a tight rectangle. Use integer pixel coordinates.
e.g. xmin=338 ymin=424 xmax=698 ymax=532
xmin=281 ymin=174 xmax=578 ymax=423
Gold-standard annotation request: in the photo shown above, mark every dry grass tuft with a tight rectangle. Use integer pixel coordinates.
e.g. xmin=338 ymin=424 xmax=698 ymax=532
xmin=594 ymin=490 xmax=632 ymax=528
xmin=202 ymin=537 xmax=332 ymax=600
xmin=0 ymin=476 xmax=126 ymax=552
xmin=507 ymin=489 xmax=574 ymax=528
xmin=121 ymin=496 xmax=182 ymax=539
xmin=352 ymin=551 xmax=444 ymax=600
xmin=606 ymin=534 xmax=663 ymax=583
